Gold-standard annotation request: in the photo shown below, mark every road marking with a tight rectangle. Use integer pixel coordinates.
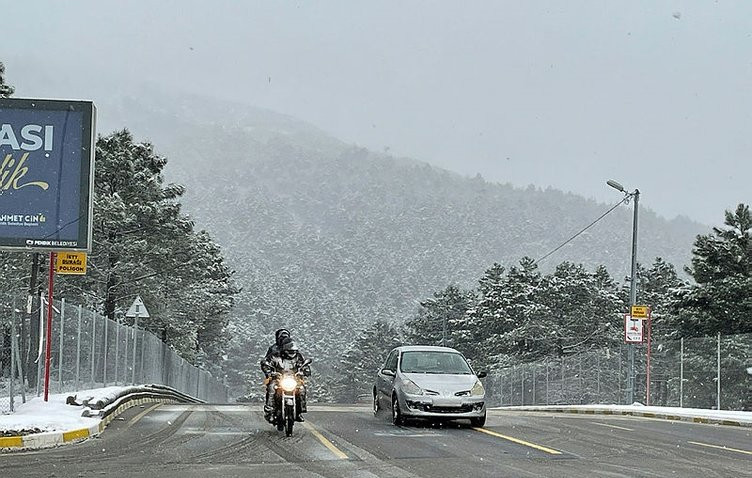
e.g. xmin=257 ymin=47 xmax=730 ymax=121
xmin=588 ymin=421 xmax=634 ymax=431
xmin=303 ymin=421 xmax=349 ymax=460
xmin=126 ymin=403 xmax=162 ymax=429
xmin=688 ymin=441 xmax=752 ymax=456
xmin=472 ymin=427 xmax=562 ymax=455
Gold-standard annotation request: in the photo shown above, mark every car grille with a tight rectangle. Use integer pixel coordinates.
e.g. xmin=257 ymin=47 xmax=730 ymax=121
xmin=423 ymin=404 xmax=475 ymax=414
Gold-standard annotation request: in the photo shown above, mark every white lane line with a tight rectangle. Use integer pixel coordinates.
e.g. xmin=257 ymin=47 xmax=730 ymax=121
xmin=182 ymin=431 xmax=249 ymax=436
xmin=588 ymin=421 xmax=634 ymax=431
xmin=688 ymin=441 xmax=752 ymax=456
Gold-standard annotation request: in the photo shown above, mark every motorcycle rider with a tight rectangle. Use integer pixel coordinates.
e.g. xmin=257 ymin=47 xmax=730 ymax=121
xmin=262 ymin=328 xmax=291 ymax=421
xmin=261 ymin=329 xmax=310 ymax=423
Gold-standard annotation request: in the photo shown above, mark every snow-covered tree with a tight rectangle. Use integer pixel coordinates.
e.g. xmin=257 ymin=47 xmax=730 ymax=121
xmin=330 ymin=321 xmax=403 ymax=402
xmin=403 ymin=284 xmax=476 ymax=348
xmin=0 ymin=61 xmax=14 ymax=97
xmin=677 ymin=204 xmax=751 ymax=336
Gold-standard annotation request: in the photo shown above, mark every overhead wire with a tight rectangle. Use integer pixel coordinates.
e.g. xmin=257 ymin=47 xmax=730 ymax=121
xmin=534 ymin=195 xmax=630 ymax=265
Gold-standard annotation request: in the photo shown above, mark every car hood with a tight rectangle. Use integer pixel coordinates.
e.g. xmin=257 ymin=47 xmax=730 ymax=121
xmin=402 ymin=373 xmax=478 ymax=395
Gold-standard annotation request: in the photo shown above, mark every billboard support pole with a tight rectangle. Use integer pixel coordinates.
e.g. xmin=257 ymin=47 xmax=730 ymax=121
xmin=43 ymin=251 xmax=56 ymax=402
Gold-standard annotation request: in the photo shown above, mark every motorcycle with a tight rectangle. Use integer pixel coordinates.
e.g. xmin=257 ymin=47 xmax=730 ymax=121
xmin=265 ymin=357 xmax=312 ymax=437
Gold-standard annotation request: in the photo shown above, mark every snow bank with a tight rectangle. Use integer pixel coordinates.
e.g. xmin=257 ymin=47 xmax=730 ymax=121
xmin=494 ymin=403 xmax=752 ymax=426
xmin=0 ymin=386 xmax=129 ymax=435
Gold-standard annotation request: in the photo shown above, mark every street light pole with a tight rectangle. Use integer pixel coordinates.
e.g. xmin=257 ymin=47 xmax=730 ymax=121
xmin=607 ymin=180 xmax=640 ymax=404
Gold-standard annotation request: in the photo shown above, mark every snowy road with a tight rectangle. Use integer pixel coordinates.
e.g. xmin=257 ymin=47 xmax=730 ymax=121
xmin=2 ymin=404 xmax=750 ymax=477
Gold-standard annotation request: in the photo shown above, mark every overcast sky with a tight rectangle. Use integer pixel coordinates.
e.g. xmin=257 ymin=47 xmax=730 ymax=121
xmin=2 ymin=1 xmax=750 ymax=225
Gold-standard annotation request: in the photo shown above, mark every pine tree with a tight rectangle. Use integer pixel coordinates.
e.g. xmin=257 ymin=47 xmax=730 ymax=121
xmin=636 ymin=258 xmax=685 ymax=341
xmin=677 ymin=204 xmax=752 ymax=336
xmin=0 ymin=61 xmax=14 ymax=97
xmin=404 ymin=285 xmax=475 ymax=348
xmin=331 ymin=321 xmax=403 ymax=402
xmin=463 ymin=263 xmax=506 ymax=363
xmin=483 ymin=257 xmax=548 ymax=363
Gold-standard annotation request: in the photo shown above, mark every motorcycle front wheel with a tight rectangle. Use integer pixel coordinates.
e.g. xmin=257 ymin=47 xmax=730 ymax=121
xmin=284 ymin=404 xmax=295 ymax=437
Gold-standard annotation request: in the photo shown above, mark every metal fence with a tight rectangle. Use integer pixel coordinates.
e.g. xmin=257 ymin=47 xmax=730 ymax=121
xmin=485 ymin=333 xmax=752 ymax=411
xmin=1 ymin=295 xmax=228 ymax=414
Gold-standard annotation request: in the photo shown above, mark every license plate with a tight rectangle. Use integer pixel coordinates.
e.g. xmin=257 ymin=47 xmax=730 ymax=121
xmin=432 ymin=398 xmax=461 ymax=407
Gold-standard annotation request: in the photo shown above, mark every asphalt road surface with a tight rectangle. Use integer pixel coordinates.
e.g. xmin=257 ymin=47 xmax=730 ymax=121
xmin=2 ymin=404 xmax=750 ymax=477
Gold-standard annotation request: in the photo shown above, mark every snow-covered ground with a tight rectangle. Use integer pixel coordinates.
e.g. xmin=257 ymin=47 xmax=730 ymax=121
xmin=494 ymin=403 xmax=752 ymax=425
xmin=0 ymin=386 xmax=129 ymax=435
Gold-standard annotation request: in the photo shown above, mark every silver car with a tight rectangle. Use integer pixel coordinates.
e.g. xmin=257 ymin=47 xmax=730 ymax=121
xmin=373 ymin=345 xmax=487 ymax=426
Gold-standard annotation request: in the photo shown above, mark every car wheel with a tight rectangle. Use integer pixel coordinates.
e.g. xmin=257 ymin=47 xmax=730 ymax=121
xmin=470 ymin=412 xmax=486 ymax=427
xmin=373 ymin=390 xmax=384 ymax=417
xmin=392 ymin=395 xmax=404 ymax=426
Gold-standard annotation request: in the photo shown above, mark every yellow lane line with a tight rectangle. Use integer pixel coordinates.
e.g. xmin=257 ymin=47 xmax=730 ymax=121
xmin=588 ymin=421 xmax=634 ymax=431
xmin=473 ymin=427 xmax=562 ymax=455
xmin=688 ymin=441 xmax=752 ymax=456
xmin=126 ymin=403 xmax=162 ymax=429
xmin=303 ymin=421 xmax=349 ymax=460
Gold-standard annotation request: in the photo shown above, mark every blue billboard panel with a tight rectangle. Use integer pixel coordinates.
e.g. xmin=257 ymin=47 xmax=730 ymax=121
xmin=0 ymin=98 xmax=95 ymax=251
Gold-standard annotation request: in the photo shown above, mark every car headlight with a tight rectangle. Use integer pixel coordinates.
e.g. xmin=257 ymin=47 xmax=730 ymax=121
xmin=401 ymin=378 xmax=423 ymax=395
xmin=280 ymin=375 xmax=298 ymax=392
xmin=471 ymin=380 xmax=485 ymax=397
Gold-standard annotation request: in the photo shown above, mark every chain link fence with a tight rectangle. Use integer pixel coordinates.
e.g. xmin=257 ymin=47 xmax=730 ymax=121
xmin=484 ymin=333 xmax=752 ymax=411
xmin=1 ymin=295 xmax=228 ymax=414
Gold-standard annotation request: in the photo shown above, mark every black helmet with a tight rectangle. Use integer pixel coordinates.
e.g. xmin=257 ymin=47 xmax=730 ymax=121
xmin=275 ymin=328 xmax=291 ymax=346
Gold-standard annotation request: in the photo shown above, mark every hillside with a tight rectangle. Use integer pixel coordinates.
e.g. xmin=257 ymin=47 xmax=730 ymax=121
xmin=93 ymin=88 xmax=705 ymax=380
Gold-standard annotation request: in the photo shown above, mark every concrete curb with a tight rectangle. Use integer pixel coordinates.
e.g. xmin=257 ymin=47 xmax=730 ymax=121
xmin=0 ymin=397 xmax=177 ymax=452
xmin=492 ymin=406 xmax=752 ymax=428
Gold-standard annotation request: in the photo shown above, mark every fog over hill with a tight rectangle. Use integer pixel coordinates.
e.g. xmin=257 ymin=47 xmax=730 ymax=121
xmin=71 ymin=87 xmax=703 ymax=373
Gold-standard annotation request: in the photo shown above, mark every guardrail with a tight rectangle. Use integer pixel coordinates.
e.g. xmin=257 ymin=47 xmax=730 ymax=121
xmin=1 ymin=296 xmax=228 ymax=414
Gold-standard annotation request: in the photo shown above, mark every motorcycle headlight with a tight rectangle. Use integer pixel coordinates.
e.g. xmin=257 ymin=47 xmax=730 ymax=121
xmin=280 ymin=375 xmax=298 ymax=392
xmin=471 ymin=380 xmax=485 ymax=397
xmin=402 ymin=378 xmax=423 ymax=395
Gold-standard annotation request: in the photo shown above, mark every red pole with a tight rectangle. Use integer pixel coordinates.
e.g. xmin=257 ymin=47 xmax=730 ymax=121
xmin=43 ymin=251 xmax=56 ymax=402
xmin=646 ymin=309 xmax=652 ymax=406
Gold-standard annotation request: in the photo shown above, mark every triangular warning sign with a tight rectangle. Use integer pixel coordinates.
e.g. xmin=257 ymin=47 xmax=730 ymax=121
xmin=126 ymin=296 xmax=150 ymax=318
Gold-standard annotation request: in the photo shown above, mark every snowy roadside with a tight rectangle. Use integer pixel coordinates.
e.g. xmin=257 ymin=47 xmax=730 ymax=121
xmin=492 ymin=404 xmax=752 ymax=427
xmin=0 ymin=386 xmax=130 ymax=436
xmin=0 ymin=385 xmax=188 ymax=451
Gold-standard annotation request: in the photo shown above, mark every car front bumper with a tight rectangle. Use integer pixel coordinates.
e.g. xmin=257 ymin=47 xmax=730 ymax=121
xmin=399 ymin=393 xmax=486 ymax=418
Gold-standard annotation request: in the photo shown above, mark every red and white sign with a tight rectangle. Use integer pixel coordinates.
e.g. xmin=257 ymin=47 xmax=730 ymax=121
xmin=624 ymin=314 xmax=644 ymax=343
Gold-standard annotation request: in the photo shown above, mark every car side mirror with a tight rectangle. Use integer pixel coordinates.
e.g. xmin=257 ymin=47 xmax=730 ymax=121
xmin=476 ymin=371 xmax=487 ymax=379
xmin=382 ymin=369 xmax=396 ymax=377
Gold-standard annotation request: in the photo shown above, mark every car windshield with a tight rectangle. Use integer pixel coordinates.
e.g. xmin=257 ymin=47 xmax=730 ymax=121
xmin=400 ymin=351 xmax=472 ymax=374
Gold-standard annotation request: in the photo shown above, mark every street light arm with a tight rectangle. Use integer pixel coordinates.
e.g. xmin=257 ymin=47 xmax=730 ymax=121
xmin=607 ymin=180 xmax=625 ymax=192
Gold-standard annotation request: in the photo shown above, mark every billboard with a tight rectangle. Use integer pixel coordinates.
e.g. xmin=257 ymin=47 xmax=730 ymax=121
xmin=0 ymin=98 xmax=95 ymax=251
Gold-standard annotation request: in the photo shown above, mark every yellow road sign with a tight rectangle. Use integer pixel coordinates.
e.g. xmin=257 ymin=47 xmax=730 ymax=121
xmin=55 ymin=251 xmax=87 ymax=275
xmin=630 ymin=305 xmax=650 ymax=319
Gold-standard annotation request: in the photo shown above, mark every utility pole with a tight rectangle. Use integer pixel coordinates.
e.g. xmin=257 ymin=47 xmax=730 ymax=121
xmin=607 ymin=180 xmax=640 ymax=404
xmin=628 ymin=189 xmax=639 ymax=404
